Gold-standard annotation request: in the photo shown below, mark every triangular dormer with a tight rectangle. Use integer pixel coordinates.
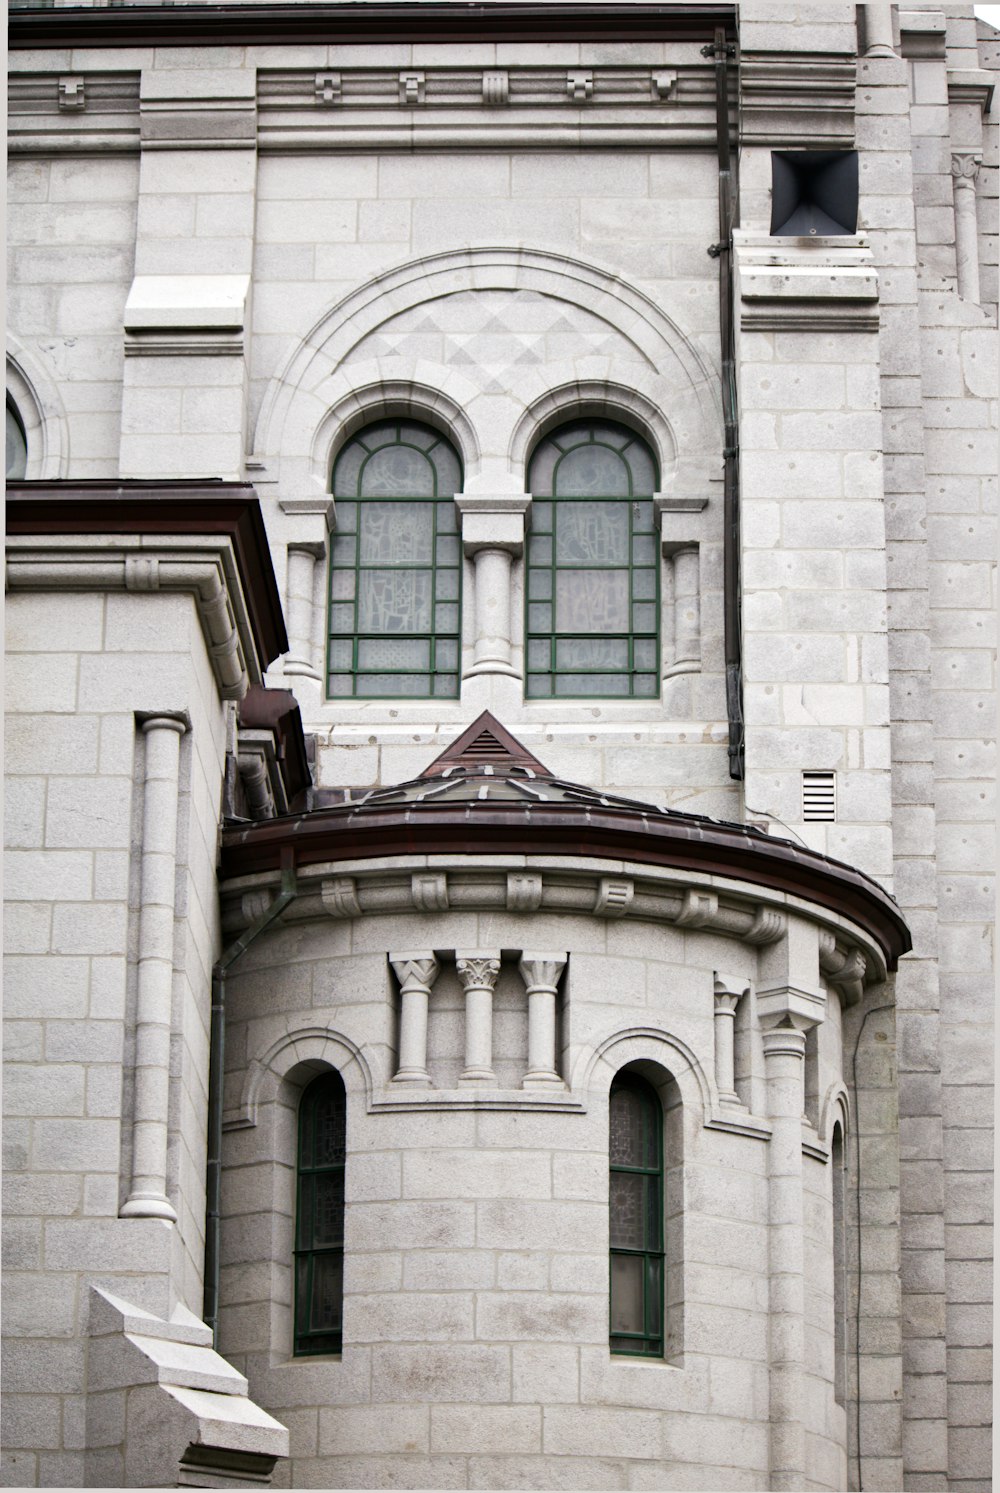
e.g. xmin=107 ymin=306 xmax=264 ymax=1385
xmin=419 ymin=711 xmax=551 ymax=778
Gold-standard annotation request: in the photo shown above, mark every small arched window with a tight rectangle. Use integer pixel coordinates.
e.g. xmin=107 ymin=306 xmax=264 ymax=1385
xmin=328 ymin=420 xmax=462 ymax=699
xmin=526 ymin=420 xmax=659 ymax=699
xmin=295 ymin=1070 xmax=346 ymax=1356
xmin=609 ymin=1071 xmax=664 ymax=1356
xmin=6 ymin=398 xmax=27 ymax=481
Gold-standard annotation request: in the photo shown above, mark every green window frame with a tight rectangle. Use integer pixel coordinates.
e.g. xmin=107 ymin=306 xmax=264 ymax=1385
xmin=609 ymin=1071 xmax=664 ymax=1357
xmin=327 ymin=419 xmax=463 ymax=699
xmin=294 ymin=1069 xmax=346 ymax=1357
xmin=525 ymin=420 xmax=659 ymax=699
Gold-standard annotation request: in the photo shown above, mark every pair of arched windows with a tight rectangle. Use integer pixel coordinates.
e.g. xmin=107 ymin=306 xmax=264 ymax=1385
xmin=293 ymin=1067 xmax=666 ymax=1360
xmin=328 ymin=418 xmax=660 ymax=701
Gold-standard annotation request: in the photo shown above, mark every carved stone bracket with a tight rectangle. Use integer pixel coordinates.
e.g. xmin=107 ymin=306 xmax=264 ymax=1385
xmin=675 ymin=889 xmax=719 ymax=928
xmin=594 ymin=878 xmax=633 ymax=918
xmin=315 ymin=72 xmax=342 ymax=106
xmin=745 ymin=907 xmax=787 ymax=946
xmin=567 ymin=69 xmax=594 ymax=101
xmin=412 ymin=872 xmax=449 ymax=912
xmin=322 ymin=876 xmax=362 ymax=920
xmin=818 ymin=930 xmax=867 ymax=1005
xmin=507 ymin=872 xmax=542 ymax=912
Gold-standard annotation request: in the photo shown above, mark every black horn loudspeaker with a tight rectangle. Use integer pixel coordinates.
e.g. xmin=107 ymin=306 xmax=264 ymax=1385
xmin=770 ymin=150 xmax=859 ymax=237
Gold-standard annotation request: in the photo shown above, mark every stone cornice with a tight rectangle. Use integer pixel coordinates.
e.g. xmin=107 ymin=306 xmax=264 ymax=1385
xmin=5 ymin=481 xmax=288 ymax=688
xmin=738 ymin=51 xmax=856 ymax=148
xmin=734 ymin=232 xmax=879 ymax=333
xmin=219 ymin=855 xmax=898 ymax=989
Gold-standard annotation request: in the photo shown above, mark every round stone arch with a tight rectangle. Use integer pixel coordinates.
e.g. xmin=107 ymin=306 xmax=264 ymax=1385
xmin=510 ymin=380 xmax=679 ymax=489
xmin=237 ymin=1025 xmax=378 ymax=1130
xmin=6 ymin=335 xmax=70 ymax=479
xmin=252 ymin=245 xmax=722 ymax=501
xmin=576 ymin=1023 xmax=712 ymax=1121
xmin=310 ymin=377 xmax=481 ymax=497
xmin=819 ymin=1081 xmax=851 ymax=1151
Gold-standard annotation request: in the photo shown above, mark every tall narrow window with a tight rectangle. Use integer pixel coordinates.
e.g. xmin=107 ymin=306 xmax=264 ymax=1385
xmin=609 ymin=1071 xmax=664 ymax=1356
xmin=295 ymin=1070 xmax=346 ymax=1356
xmin=328 ymin=420 xmax=462 ymax=699
xmin=832 ymin=1121 xmax=847 ymax=1405
xmin=526 ymin=420 xmax=659 ymax=699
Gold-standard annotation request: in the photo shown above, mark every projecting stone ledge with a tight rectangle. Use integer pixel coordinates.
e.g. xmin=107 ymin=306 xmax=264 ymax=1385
xmin=87 ymin=1288 xmax=288 ymax=1488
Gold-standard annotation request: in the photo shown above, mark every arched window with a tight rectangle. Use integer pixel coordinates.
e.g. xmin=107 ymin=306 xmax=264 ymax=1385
xmin=6 ymin=398 xmax=27 ymax=481
xmin=295 ymin=1070 xmax=346 ymax=1356
xmin=609 ymin=1071 xmax=664 ymax=1356
xmin=328 ymin=420 xmax=462 ymax=699
xmin=526 ymin=420 xmax=659 ymax=699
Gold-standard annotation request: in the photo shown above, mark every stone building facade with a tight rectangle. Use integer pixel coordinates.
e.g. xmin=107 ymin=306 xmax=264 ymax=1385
xmin=3 ymin=1 xmax=996 ymax=1489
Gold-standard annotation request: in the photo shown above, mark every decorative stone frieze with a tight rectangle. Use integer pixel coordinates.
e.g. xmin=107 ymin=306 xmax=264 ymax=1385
xmin=58 ymin=75 xmax=85 ymax=111
xmin=482 ymin=70 xmax=509 ymax=105
xmin=315 ymin=71 xmax=341 ymax=106
xmin=399 ymin=71 xmax=425 ymax=105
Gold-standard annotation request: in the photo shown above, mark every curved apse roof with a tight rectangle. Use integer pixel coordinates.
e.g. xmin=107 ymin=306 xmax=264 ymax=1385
xmin=220 ymin=712 xmax=911 ymax=970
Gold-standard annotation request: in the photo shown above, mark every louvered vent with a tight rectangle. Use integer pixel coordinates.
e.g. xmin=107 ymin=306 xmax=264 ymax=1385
xmin=459 ymin=731 xmax=509 ymax=764
xmin=802 ymin=770 xmax=837 ymax=822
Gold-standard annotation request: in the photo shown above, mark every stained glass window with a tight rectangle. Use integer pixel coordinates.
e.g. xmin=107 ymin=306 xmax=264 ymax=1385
xmin=328 ymin=420 xmax=462 ymax=699
xmin=526 ymin=421 xmax=659 ymax=699
xmin=609 ymin=1072 xmax=664 ymax=1357
xmin=295 ymin=1070 xmax=346 ymax=1356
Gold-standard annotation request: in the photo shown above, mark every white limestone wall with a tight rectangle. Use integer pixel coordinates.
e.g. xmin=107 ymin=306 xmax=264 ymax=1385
xmin=2 ymin=589 xmax=229 ymax=1486
xmin=6 ymin=152 xmax=138 ymax=479
xmin=217 ymin=890 xmax=855 ymax=1491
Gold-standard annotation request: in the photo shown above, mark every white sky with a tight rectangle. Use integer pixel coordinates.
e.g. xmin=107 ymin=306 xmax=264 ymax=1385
xmin=974 ymin=4 xmax=1000 ymax=24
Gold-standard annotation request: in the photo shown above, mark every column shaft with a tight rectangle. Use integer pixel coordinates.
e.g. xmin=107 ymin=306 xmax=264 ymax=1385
xmin=121 ymin=714 xmax=187 ymax=1221
xmin=457 ymin=954 xmax=500 ymax=1083
xmin=284 ymin=544 xmax=321 ymax=678
xmin=762 ymin=1025 xmax=809 ymax=1490
xmin=952 ymin=158 xmax=981 ymax=304
xmin=470 ymin=548 xmax=516 ymax=676
xmin=519 ymin=953 xmax=567 ymax=1089
xmin=390 ymin=954 xmax=438 ymax=1086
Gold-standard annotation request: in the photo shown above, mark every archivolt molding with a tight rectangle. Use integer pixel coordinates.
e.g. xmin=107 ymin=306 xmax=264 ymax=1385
xmin=575 ymin=1024 xmax=712 ymax=1120
xmin=6 ymin=336 xmax=70 ymax=479
xmin=308 ymin=376 xmax=482 ymax=491
xmin=509 ymin=380 xmax=679 ymax=481
xmin=253 ymin=246 xmax=723 ymax=496
xmin=228 ymin=1025 xmax=379 ymax=1129
xmin=818 ymin=1081 xmax=851 ymax=1149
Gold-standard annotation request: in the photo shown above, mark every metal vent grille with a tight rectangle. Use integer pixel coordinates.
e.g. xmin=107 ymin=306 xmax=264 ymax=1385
xmin=802 ymin=771 xmax=836 ymax=822
xmin=459 ymin=731 xmax=511 ymax=764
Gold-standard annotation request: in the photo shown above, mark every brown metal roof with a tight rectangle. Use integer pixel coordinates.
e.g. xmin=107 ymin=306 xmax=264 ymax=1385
xmin=221 ymin=719 xmax=911 ymax=971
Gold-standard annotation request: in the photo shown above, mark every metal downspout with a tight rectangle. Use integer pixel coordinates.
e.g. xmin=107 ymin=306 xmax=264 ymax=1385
xmin=705 ymin=22 xmax=744 ymax=780
xmin=204 ymin=846 xmax=298 ymax=1344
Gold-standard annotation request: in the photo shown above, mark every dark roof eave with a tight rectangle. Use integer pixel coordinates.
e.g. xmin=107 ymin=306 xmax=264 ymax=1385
xmin=220 ymin=804 xmax=911 ymax=970
xmin=9 ymin=2 xmax=738 ymax=49
xmin=6 ymin=481 xmax=288 ymax=668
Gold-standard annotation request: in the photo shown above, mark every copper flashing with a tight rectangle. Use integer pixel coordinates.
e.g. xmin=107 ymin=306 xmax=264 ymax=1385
xmin=9 ymin=2 xmax=737 ymax=49
xmin=6 ymin=480 xmax=288 ymax=669
xmin=220 ymin=780 xmax=911 ymax=972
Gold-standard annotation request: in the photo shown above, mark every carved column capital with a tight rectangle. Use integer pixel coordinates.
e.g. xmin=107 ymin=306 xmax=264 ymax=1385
xmin=518 ymin=952 xmax=566 ymax=993
xmin=455 ymin=954 xmax=502 ymax=991
xmin=390 ymin=952 xmax=440 ymax=994
xmin=951 ymin=152 xmax=982 ymax=185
